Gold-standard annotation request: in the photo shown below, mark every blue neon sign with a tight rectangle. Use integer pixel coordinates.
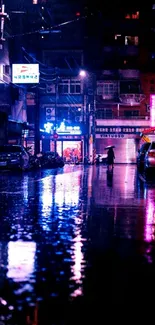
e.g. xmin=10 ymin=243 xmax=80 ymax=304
xmin=43 ymin=121 xmax=82 ymax=135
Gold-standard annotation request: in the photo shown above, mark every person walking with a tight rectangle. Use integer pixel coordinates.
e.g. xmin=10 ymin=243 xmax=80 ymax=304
xmin=107 ymin=147 xmax=115 ymax=171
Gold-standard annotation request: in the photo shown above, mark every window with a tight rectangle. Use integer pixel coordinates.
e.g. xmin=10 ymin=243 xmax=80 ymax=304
xmin=124 ymin=110 xmax=139 ymax=117
xmin=97 ymin=85 xmax=103 ymax=95
xmin=125 ymin=12 xmax=139 ymax=19
xmin=58 ymin=80 xmax=81 ymax=94
xmin=120 ymin=81 xmax=140 ymax=93
xmin=103 ymin=83 xmax=114 ymax=96
xmin=125 ymin=36 xmax=139 ymax=45
xmin=3 ymin=65 xmax=10 ymax=75
xmin=97 ymin=82 xmax=117 ymax=99
xmin=33 ymin=0 xmax=38 ymax=4
xmin=96 ymin=109 xmax=112 ymax=119
xmin=70 ymin=81 xmax=81 ymax=94
xmin=115 ymin=34 xmax=122 ymax=40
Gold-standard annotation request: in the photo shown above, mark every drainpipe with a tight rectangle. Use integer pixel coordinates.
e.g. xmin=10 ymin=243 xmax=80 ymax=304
xmin=117 ymin=103 xmax=120 ymax=118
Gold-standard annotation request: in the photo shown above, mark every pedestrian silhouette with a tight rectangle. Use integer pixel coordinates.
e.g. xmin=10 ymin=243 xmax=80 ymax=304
xmin=107 ymin=147 xmax=115 ymax=171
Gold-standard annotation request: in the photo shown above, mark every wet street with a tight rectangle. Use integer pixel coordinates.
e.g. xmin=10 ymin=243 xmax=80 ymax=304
xmin=0 ymin=164 xmax=155 ymax=323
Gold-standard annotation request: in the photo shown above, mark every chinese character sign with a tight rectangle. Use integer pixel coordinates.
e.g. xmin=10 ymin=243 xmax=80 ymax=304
xmin=12 ymin=64 xmax=39 ymax=84
xmin=150 ymin=94 xmax=155 ymax=127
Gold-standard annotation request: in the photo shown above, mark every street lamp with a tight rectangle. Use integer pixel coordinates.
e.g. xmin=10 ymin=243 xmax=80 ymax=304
xmin=79 ymin=69 xmax=96 ymax=164
xmin=79 ymin=70 xmax=87 ymax=78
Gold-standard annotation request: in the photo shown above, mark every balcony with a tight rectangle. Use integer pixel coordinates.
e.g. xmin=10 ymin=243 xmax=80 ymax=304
xmin=96 ymin=115 xmax=149 ymax=120
xmin=96 ymin=117 xmax=150 ymax=127
xmin=119 ymin=93 xmax=145 ymax=105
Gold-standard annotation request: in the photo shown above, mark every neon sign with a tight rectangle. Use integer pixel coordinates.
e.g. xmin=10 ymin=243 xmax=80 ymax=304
xmin=43 ymin=121 xmax=82 ymax=135
xmin=12 ymin=64 xmax=39 ymax=84
xmin=57 ymin=122 xmax=82 ymax=135
xmin=43 ymin=122 xmax=53 ymax=133
xmin=150 ymin=94 xmax=155 ymax=127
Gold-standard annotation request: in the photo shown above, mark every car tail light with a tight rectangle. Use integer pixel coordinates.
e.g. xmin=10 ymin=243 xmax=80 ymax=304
xmin=148 ymin=152 xmax=155 ymax=157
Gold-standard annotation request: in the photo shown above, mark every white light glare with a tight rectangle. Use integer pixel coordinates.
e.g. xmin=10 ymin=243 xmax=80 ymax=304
xmin=44 ymin=122 xmax=53 ymax=133
xmin=79 ymin=70 xmax=86 ymax=77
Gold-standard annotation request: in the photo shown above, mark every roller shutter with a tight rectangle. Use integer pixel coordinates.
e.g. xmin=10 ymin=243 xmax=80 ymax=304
xmin=96 ymin=138 xmax=136 ymax=163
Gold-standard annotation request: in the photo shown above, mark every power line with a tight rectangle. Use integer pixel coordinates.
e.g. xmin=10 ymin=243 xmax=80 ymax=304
xmin=23 ymin=47 xmax=59 ymax=75
xmin=40 ymin=76 xmax=57 ymax=82
xmin=8 ymin=16 xmax=87 ymax=38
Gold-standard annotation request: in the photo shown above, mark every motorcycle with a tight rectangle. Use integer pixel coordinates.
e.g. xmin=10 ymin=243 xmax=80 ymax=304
xmin=25 ymin=147 xmax=41 ymax=170
xmin=39 ymin=152 xmax=64 ymax=169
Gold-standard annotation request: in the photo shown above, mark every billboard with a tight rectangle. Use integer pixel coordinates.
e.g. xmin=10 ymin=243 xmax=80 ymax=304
xmin=12 ymin=64 xmax=39 ymax=84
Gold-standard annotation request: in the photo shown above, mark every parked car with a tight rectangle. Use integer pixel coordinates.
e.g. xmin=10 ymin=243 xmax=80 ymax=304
xmin=0 ymin=145 xmax=30 ymax=170
xmin=137 ymin=142 xmax=150 ymax=171
xmin=40 ymin=151 xmax=64 ymax=168
xmin=144 ymin=141 xmax=155 ymax=174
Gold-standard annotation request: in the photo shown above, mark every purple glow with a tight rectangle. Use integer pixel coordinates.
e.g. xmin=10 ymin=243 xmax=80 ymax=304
xmin=7 ymin=241 xmax=36 ymax=282
xmin=150 ymin=94 xmax=155 ymax=126
xmin=144 ymin=189 xmax=155 ymax=242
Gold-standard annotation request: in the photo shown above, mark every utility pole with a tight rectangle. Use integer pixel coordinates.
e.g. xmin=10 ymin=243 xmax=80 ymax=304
xmin=87 ymin=72 xmax=96 ymax=164
xmin=54 ymin=74 xmax=58 ymax=155
xmin=34 ymin=85 xmax=40 ymax=154
xmin=0 ymin=1 xmax=8 ymax=49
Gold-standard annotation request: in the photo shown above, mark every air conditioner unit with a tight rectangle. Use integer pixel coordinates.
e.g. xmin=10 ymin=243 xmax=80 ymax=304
xmin=46 ymin=107 xmax=55 ymax=121
xmin=46 ymin=107 xmax=53 ymax=115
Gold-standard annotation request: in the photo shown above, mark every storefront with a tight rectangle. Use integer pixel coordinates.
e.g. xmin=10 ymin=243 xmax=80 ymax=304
xmin=49 ymin=135 xmax=83 ymax=162
xmin=95 ymin=126 xmax=150 ymax=164
xmin=41 ymin=121 xmax=85 ymax=162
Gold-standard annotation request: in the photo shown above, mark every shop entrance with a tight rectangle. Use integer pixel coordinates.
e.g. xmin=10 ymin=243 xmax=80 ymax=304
xmin=57 ymin=140 xmax=82 ymax=163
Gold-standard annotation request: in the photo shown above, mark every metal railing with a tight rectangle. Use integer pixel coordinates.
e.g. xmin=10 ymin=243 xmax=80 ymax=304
xmin=96 ymin=115 xmax=150 ymax=120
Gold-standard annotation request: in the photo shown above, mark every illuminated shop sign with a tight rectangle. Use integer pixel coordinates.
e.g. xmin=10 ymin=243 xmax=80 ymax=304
xmin=42 ymin=121 xmax=82 ymax=135
xmin=43 ymin=122 xmax=54 ymax=133
xmin=96 ymin=134 xmax=137 ymax=139
xmin=99 ymin=134 xmax=125 ymax=138
xmin=57 ymin=122 xmax=81 ymax=135
xmin=140 ymin=127 xmax=155 ymax=135
xmin=12 ymin=64 xmax=39 ymax=84
xmin=96 ymin=127 xmax=150 ymax=134
xmin=50 ymin=135 xmax=82 ymax=140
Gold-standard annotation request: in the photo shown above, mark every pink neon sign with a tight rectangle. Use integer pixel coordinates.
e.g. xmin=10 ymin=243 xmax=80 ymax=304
xmin=150 ymin=94 xmax=155 ymax=126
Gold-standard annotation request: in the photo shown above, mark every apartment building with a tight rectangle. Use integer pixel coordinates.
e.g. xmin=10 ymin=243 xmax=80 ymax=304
xmin=94 ymin=5 xmax=152 ymax=163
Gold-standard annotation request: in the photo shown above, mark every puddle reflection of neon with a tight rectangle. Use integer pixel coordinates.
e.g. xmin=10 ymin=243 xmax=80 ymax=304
xmin=145 ymin=190 xmax=155 ymax=242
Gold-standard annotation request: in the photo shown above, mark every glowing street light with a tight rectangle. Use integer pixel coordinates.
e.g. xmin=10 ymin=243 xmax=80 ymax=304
xmin=79 ymin=70 xmax=86 ymax=77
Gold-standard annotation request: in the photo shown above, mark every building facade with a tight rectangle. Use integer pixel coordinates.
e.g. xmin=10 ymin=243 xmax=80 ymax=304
xmin=26 ymin=66 xmax=95 ymax=162
xmin=94 ymin=5 xmax=152 ymax=163
xmin=0 ymin=35 xmax=11 ymax=144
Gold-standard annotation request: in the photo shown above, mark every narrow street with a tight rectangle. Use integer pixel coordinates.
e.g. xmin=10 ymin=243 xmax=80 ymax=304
xmin=0 ymin=164 xmax=155 ymax=323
